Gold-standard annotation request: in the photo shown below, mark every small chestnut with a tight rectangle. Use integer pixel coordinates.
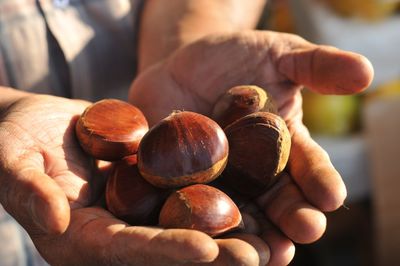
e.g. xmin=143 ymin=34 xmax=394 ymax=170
xmin=159 ymin=184 xmax=243 ymax=237
xmin=211 ymin=85 xmax=277 ymax=128
xmin=105 ymin=157 xmax=167 ymax=225
xmin=221 ymin=112 xmax=291 ymax=197
xmin=75 ymin=99 xmax=149 ymax=161
xmin=137 ymin=111 xmax=229 ymax=188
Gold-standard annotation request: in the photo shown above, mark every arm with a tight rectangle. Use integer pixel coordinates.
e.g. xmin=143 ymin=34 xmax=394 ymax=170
xmin=138 ymin=0 xmax=267 ymax=71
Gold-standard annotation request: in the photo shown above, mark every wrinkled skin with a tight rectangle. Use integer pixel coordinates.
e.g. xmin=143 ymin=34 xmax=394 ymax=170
xmin=0 ymin=31 xmax=373 ymax=266
xmin=129 ymin=31 xmax=373 ymax=265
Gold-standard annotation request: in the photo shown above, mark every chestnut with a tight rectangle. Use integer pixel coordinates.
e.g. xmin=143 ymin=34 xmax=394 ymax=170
xmin=159 ymin=184 xmax=243 ymax=237
xmin=137 ymin=111 xmax=229 ymax=188
xmin=211 ymin=85 xmax=277 ymax=128
xmin=221 ymin=112 xmax=291 ymax=197
xmin=75 ymin=99 xmax=149 ymax=161
xmin=105 ymin=157 xmax=168 ymax=225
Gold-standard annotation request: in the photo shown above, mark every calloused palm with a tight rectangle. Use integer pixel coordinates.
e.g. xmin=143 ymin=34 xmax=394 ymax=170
xmin=129 ymin=30 xmax=373 ymax=265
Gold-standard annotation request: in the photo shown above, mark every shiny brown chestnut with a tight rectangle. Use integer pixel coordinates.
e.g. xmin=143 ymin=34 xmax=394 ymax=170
xmin=221 ymin=112 xmax=291 ymax=198
xmin=211 ymin=85 xmax=277 ymax=128
xmin=75 ymin=99 xmax=149 ymax=161
xmin=137 ymin=111 xmax=229 ymax=188
xmin=105 ymin=156 xmax=168 ymax=225
xmin=159 ymin=184 xmax=243 ymax=237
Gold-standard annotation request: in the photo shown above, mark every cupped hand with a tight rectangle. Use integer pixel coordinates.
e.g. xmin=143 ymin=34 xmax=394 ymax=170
xmin=129 ymin=30 xmax=374 ymax=265
xmin=0 ymin=95 xmax=235 ymax=265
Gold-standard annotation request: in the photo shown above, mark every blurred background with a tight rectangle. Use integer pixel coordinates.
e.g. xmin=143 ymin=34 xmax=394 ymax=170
xmin=262 ymin=0 xmax=400 ymax=265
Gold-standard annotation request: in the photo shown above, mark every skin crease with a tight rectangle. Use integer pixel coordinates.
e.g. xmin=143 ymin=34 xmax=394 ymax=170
xmin=0 ymin=3 xmax=374 ymax=266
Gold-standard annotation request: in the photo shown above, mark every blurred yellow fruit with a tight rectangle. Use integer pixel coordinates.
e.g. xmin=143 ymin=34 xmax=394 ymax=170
xmin=322 ymin=0 xmax=399 ymax=21
xmin=368 ymin=79 xmax=400 ymax=100
xmin=302 ymin=90 xmax=360 ymax=136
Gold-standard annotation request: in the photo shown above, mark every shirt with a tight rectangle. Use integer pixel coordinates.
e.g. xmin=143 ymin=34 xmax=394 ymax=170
xmin=0 ymin=1 xmax=143 ymax=265
xmin=0 ymin=0 xmax=143 ymax=101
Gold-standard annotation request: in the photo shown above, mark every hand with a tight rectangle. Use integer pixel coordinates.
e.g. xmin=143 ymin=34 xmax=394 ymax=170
xmin=0 ymin=95 xmax=229 ymax=265
xmin=129 ymin=30 xmax=374 ymax=265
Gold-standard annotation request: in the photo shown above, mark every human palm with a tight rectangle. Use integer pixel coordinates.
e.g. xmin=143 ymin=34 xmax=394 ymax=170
xmin=0 ymin=96 xmax=104 ymax=262
xmin=130 ymin=30 xmax=373 ymax=265
xmin=0 ymin=95 xmax=223 ymax=265
xmin=0 ymin=95 xmax=93 ymax=220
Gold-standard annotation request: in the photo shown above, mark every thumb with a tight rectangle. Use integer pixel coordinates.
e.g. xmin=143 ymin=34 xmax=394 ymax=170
xmin=278 ymin=44 xmax=374 ymax=94
xmin=0 ymin=166 xmax=70 ymax=235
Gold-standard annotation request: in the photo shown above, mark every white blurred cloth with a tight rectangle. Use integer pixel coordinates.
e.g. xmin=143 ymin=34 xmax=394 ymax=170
xmin=0 ymin=205 xmax=48 ymax=266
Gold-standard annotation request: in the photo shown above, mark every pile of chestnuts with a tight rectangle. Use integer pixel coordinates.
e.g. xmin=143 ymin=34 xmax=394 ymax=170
xmin=75 ymin=85 xmax=291 ymax=237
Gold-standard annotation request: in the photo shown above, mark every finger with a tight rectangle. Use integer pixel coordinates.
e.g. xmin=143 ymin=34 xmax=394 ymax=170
xmin=37 ymin=207 xmax=219 ymax=265
xmin=196 ymin=238 xmax=260 ymax=266
xmin=288 ymin=123 xmax=347 ymax=211
xmin=0 ymin=166 xmax=70 ymax=235
xmin=145 ymin=229 xmax=219 ymax=263
xmin=235 ymin=209 xmax=295 ymax=265
xmin=110 ymin=227 xmax=218 ymax=264
xmin=278 ymin=41 xmax=374 ymax=94
xmin=225 ymin=233 xmax=271 ymax=266
xmin=257 ymin=173 xmax=327 ymax=244
xmin=261 ymin=227 xmax=295 ymax=266
xmin=240 ymin=212 xmax=261 ymax=235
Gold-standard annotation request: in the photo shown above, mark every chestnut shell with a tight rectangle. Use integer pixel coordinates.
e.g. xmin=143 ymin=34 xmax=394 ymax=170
xmin=211 ymin=85 xmax=277 ymax=128
xmin=105 ymin=158 xmax=167 ymax=225
xmin=222 ymin=112 xmax=291 ymax=197
xmin=75 ymin=99 xmax=149 ymax=161
xmin=159 ymin=184 xmax=243 ymax=237
xmin=137 ymin=111 xmax=229 ymax=188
